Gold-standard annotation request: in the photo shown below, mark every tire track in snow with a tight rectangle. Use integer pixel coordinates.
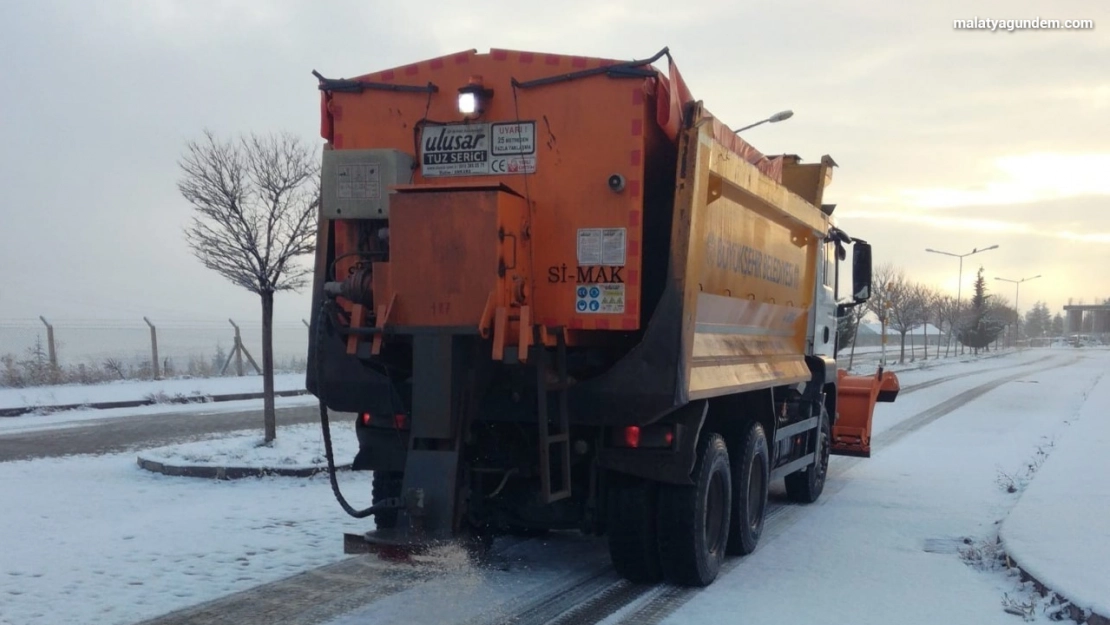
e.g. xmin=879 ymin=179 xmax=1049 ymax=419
xmin=602 ymin=353 xmax=1083 ymax=625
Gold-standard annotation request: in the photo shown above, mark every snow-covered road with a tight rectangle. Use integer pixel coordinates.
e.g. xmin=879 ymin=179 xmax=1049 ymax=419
xmin=0 ymin=348 xmax=1102 ymax=625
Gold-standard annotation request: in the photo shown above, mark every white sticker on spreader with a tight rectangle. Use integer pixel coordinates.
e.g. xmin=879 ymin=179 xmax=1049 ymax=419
xmin=575 ymin=283 xmax=625 ymax=315
xmin=336 ymin=163 xmax=381 ymax=200
xmin=602 ymin=228 xmax=626 ymax=266
xmin=577 ymin=229 xmax=602 ymax=265
xmin=578 ymin=227 xmax=627 ymax=267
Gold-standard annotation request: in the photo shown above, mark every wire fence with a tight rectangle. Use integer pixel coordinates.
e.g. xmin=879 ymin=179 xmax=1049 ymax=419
xmin=0 ymin=318 xmax=309 ymax=388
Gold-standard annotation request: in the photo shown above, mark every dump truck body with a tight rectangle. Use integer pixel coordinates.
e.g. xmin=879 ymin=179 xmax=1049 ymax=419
xmin=307 ymin=48 xmax=898 ymax=587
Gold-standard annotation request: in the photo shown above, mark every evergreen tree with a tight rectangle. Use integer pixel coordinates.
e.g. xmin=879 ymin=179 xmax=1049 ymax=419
xmin=957 ymin=266 xmax=1005 ymax=353
xmin=1023 ymin=301 xmax=1052 ymax=339
xmin=1051 ymin=313 xmax=1065 ymax=336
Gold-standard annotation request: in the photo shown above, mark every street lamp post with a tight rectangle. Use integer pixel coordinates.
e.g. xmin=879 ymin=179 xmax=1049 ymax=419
xmin=994 ymin=275 xmax=1042 ymax=347
xmin=925 ymin=245 xmax=1000 ymax=355
xmin=734 ymin=110 xmax=794 ymax=133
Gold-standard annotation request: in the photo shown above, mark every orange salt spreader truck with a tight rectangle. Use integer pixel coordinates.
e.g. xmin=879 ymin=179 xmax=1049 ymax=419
xmin=306 ymin=47 xmax=900 ymax=587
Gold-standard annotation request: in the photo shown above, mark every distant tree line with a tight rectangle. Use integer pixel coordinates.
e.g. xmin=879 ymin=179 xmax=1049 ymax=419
xmin=837 ymin=262 xmax=1071 ymax=365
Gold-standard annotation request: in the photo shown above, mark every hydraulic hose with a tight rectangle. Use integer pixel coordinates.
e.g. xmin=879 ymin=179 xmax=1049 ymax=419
xmin=315 ymin=298 xmax=377 ymax=519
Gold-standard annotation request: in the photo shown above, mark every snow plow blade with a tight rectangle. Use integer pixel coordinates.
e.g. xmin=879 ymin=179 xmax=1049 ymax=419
xmin=831 ymin=368 xmax=901 ymax=458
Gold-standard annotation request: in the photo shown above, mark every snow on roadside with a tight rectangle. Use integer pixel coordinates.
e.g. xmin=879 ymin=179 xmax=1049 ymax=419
xmin=0 ymin=424 xmax=370 ymax=625
xmin=140 ymin=423 xmax=360 ymax=470
xmin=0 ymin=394 xmax=320 ymax=436
xmin=0 ymin=372 xmax=308 ymax=410
xmin=1001 ymin=359 xmax=1110 ymax=619
xmin=644 ymin=350 xmax=1106 ymax=625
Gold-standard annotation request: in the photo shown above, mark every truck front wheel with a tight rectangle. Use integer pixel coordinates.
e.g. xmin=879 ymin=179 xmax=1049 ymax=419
xmin=784 ymin=406 xmax=830 ymax=504
xmin=656 ymin=433 xmax=732 ymax=586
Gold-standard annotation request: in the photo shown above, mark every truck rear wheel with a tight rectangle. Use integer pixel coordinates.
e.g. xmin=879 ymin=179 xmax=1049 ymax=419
xmin=371 ymin=471 xmax=403 ymax=529
xmin=725 ymin=421 xmax=769 ymax=556
xmin=656 ymin=433 xmax=732 ymax=587
xmin=606 ymin=473 xmax=663 ymax=583
xmin=784 ymin=407 xmax=830 ymax=504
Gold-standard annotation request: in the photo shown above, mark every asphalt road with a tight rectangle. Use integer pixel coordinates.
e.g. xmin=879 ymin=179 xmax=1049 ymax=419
xmin=0 ymin=403 xmax=333 ymax=462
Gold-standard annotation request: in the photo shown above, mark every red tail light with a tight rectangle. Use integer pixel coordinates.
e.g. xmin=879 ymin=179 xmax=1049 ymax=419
xmin=360 ymin=412 xmax=372 ymax=426
xmin=612 ymin=424 xmax=674 ymax=449
xmin=393 ymin=414 xmax=407 ymax=429
xmin=623 ymin=426 xmax=641 ymax=448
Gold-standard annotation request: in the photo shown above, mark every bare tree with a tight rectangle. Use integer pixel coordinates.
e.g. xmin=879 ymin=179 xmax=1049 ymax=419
xmin=841 ymin=302 xmax=869 ymax=370
xmin=912 ymin=284 xmax=937 ymax=361
xmin=866 ymin=263 xmax=900 ymax=365
xmin=178 ymin=130 xmax=320 ymax=443
xmin=932 ymin=294 xmax=960 ymax=357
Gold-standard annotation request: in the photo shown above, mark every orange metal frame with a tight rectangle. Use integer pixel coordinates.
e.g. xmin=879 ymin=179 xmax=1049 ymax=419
xmin=832 ymin=368 xmax=901 ymax=457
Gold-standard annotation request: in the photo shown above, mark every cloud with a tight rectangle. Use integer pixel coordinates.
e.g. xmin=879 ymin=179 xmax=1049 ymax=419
xmin=858 ymin=153 xmax=1110 ymax=209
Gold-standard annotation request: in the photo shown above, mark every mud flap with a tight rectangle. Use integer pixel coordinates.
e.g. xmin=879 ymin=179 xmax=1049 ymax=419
xmin=831 ymin=368 xmax=900 ymax=458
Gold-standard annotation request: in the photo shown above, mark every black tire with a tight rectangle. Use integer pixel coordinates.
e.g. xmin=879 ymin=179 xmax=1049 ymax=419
xmin=725 ymin=421 xmax=769 ymax=556
xmin=784 ymin=406 xmax=830 ymax=504
xmin=372 ymin=471 xmax=403 ymax=529
xmin=606 ymin=472 xmax=663 ymax=583
xmin=657 ymin=433 xmax=732 ymax=587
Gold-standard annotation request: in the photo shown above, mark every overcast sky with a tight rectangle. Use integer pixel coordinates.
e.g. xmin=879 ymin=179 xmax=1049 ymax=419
xmin=1 ymin=0 xmax=1106 ymax=328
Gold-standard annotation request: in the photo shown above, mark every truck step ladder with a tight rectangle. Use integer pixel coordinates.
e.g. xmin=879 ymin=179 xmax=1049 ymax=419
xmin=535 ymin=326 xmax=572 ymax=503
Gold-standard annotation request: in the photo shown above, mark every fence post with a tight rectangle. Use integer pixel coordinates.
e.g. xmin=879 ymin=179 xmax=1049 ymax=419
xmin=38 ymin=316 xmax=58 ymax=372
xmin=229 ymin=319 xmax=245 ymax=376
xmin=225 ymin=319 xmax=261 ymax=377
xmin=144 ymin=316 xmax=160 ymax=380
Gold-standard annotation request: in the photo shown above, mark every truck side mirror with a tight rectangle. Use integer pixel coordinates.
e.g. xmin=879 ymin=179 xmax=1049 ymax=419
xmin=853 ymin=241 xmax=872 ymax=302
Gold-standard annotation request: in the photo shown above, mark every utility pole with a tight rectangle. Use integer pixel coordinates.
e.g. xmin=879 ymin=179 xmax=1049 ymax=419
xmin=995 ymin=275 xmax=1042 ymax=349
xmin=926 ymin=245 xmax=1000 ymax=355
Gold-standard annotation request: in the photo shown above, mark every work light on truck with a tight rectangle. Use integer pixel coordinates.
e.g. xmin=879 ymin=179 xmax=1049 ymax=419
xmin=458 ymin=92 xmax=478 ymax=115
xmin=457 ymin=77 xmax=493 ymax=116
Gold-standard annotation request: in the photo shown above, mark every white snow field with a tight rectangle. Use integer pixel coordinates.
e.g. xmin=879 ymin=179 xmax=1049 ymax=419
xmin=1001 ymin=355 xmax=1110 ymax=619
xmin=0 ymin=347 xmax=1104 ymax=625
xmin=0 ymin=425 xmax=366 ymax=625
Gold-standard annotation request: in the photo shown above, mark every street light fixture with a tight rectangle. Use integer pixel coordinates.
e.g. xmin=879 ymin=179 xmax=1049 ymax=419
xmin=734 ymin=110 xmax=794 ymax=133
xmin=925 ymin=245 xmax=1000 ymax=355
xmin=994 ymin=274 xmax=1042 ymax=345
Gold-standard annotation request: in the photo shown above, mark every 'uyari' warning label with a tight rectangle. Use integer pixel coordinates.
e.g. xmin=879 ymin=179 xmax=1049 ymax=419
xmin=575 ymin=283 xmax=625 ymax=315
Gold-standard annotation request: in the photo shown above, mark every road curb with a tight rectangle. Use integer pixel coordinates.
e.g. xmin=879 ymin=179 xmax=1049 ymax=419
xmin=998 ymin=547 xmax=1110 ymax=625
xmin=137 ymin=456 xmax=350 ymax=480
xmin=1 ymin=389 xmax=311 ymax=418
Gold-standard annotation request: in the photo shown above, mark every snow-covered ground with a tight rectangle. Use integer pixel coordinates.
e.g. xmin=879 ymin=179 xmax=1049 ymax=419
xmin=1001 ymin=360 xmax=1110 ymax=619
xmin=140 ymin=423 xmax=358 ymax=471
xmin=0 ymin=372 xmax=308 ymax=411
xmin=632 ymin=350 xmax=1110 ymax=625
xmin=0 ymin=425 xmax=365 ymax=625
xmin=0 ymin=347 xmax=1105 ymax=625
